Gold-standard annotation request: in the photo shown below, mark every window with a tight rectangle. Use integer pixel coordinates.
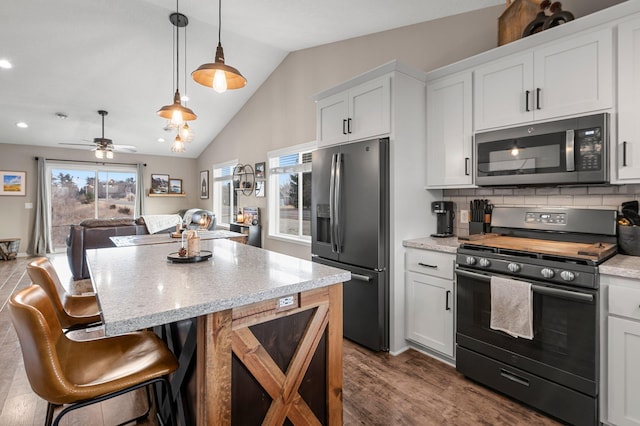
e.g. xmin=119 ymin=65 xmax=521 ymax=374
xmin=212 ymin=160 xmax=238 ymax=227
xmin=48 ymin=163 xmax=137 ymax=250
xmin=268 ymin=142 xmax=315 ymax=243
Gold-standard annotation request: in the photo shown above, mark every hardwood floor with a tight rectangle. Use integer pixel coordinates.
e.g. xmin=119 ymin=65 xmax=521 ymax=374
xmin=0 ymin=255 xmax=559 ymax=425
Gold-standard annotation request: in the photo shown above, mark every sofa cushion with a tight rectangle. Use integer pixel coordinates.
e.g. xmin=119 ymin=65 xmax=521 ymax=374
xmin=79 ymin=217 xmax=136 ymax=228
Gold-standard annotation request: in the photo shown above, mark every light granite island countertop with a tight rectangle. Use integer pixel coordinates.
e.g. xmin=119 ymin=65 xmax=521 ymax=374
xmin=86 ymin=238 xmax=349 ymax=425
xmin=86 ymin=238 xmax=349 ymax=335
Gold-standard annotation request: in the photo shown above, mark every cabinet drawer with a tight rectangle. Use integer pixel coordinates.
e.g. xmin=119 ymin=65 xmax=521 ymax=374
xmin=609 ymin=284 xmax=640 ymax=320
xmin=405 ymin=249 xmax=454 ymax=279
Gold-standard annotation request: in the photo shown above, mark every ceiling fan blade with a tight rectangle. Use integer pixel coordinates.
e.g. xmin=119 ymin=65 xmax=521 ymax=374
xmin=112 ymin=144 xmax=137 ymax=152
xmin=59 ymin=143 xmax=96 ymax=148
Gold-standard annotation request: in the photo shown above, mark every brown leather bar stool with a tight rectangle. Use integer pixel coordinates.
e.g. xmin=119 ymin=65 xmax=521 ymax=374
xmin=9 ymin=285 xmax=179 ymax=426
xmin=26 ymin=257 xmax=101 ymax=331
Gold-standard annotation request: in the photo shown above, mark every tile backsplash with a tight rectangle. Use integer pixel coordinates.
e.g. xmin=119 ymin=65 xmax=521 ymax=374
xmin=443 ymin=184 xmax=640 ymax=237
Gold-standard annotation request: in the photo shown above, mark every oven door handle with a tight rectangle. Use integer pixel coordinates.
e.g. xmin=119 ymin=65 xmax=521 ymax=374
xmin=455 ymin=268 xmax=594 ymax=303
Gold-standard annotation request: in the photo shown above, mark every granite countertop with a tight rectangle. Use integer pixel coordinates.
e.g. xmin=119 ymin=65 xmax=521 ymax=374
xmin=403 ymin=236 xmax=460 ymax=254
xmin=86 ymin=239 xmax=350 ymax=336
xmin=600 ymin=254 xmax=640 ymax=279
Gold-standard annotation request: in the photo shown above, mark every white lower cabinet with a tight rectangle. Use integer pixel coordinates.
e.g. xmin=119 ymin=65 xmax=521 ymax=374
xmin=607 ymin=282 xmax=640 ymax=426
xmin=405 ymin=248 xmax=455 ymax=358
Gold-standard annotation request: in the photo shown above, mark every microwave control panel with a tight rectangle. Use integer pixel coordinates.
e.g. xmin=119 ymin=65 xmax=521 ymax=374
xmin=576 ymin=127 xmax=602 ymax=171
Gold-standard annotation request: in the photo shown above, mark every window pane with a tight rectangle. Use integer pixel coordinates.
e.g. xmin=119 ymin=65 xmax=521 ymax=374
xmin=279 ymin=173 xmax=298 ymax=236
xmin=50 ymin=168 xmax=135 ymax=250
xmin=302 ymin=171 xmax=311 ymax=237
xmin=97 ymin=171 xmax=136 ymax=219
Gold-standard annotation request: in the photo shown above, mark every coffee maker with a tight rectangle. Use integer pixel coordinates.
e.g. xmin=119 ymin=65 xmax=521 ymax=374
xmin=431 ymin=201 xmax=455 ymax=238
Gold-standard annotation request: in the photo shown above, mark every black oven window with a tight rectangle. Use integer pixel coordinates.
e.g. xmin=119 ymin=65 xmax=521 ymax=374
xmin=457 ymin=276 xmax=596 ymax=382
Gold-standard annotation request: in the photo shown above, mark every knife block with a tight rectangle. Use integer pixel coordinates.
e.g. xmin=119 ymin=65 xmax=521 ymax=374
xmin=469 ymin=221 xmax=490 ymax=235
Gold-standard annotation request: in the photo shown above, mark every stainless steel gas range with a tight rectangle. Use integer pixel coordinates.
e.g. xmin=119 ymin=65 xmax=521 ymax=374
xmin=455 ymin=207 xmax=617 ymax=426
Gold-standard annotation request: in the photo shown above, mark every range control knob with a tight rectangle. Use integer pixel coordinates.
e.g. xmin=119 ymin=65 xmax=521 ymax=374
xmin=560 ymin=271 xmax=576 ymax=282
xmin=541 ymin=268 xmax=555 ymax=279
xmin=465 ymin=256 xmax=477 ymax=265
xmin=507 ymin=263 xmax=521 ymax=273
xmin=479 ymin=258 xmax=491 ymax=268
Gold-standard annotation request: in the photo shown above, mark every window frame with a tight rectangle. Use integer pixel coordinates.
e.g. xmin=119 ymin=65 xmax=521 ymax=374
xmin=212 ymin=159 xmax=238 ymax=228
xmin=267 ymin=141 xmax=316 ymax=245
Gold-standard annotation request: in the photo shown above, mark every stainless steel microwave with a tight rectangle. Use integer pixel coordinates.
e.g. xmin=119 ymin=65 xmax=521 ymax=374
xmin=474 ymin=113 xmax=608 ymax=187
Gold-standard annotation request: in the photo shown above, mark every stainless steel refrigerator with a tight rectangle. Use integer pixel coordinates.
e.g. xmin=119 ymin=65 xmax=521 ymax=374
xmin=311 ymin=137 xmax=389 ymax=351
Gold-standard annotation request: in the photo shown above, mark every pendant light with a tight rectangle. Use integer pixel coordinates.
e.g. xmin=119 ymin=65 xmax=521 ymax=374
xmin=157 ymin=0 xmax=196 ymax=127
xmin=192 ymin=0 xmax=246 ymax=93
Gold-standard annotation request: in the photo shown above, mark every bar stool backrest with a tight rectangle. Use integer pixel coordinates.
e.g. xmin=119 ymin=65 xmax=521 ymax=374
xmin=27 ymin=258 xmax=76 ymax=329
xmin=9 ymin=285 xmax=74 ymax=403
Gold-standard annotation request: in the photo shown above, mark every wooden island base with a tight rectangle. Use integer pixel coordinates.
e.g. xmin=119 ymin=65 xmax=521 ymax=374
xmin=160 ymin=284 xmax=343 ymax=425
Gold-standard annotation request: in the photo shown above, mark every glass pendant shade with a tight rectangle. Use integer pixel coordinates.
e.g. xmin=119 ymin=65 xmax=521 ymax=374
xmin=192 ymin=43 xmax=246 ymax=92
xmin=171 ymin=134 xmax=186 ymax=153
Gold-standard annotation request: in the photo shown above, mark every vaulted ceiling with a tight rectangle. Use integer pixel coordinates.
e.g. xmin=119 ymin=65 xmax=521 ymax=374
xmin=0 ymin=0 xmax=503 ymax=158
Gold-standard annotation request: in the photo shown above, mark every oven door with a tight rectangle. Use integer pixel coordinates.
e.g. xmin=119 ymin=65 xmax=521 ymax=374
xmin=455 ymin=267 xmax=598 ymax=396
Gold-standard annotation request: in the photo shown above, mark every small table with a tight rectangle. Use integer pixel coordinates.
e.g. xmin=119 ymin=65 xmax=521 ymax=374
xmin=0 ymin=238 xmax=20 ymax=260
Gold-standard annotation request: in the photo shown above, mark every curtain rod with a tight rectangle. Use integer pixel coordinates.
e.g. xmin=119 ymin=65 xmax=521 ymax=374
xmin=34 ymin=157 xmax=146 ymax=167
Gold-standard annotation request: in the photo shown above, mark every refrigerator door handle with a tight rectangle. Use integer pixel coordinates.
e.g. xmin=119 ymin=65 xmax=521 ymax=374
xmin=329 ymin=153 xmax=338 ymax=253
xmin=351 ymin=273 xmax=372 ymax=282
xmin=335 ymin=152 xmax=343 ymax=253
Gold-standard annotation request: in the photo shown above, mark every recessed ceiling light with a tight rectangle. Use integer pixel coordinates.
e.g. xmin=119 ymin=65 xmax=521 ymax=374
xmin=0 ymin=59 xmax=12 ymax=69
xmin=16 ymin=122 xmax=28 ymax=128
xmin=157 ymin=138 xmax=166 ymax=143
xmin=181 ymin=95 xmax=190 ymax=102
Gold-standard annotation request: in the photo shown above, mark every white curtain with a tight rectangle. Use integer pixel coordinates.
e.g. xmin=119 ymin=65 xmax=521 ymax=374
xmin=29 ymin=157 xmax=53 ymax=255
xmin=135 ymin=162 xmax=145 ymax=217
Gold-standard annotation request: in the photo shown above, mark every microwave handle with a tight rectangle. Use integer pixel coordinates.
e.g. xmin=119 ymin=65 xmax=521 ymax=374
xmin=566 ymin=130 xmax=575 ymax=172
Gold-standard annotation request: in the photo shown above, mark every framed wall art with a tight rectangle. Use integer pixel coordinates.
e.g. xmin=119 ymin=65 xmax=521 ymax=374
xmin=169 ymin=178 xmax=183 ymax=194
xmin=255 ymin=162 xmax=265 ymax=179
xmin=150 ymin=174 xmax=169 ymax=194
xmin=0 ymin=171 xmax=26 ymax=196
xmin=200 ymin=170 xmax=209 ymax=199
xmin=255 ymin=180 xmax=265 ymax=198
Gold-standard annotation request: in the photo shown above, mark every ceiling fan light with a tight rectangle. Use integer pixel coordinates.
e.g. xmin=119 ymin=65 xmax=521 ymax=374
xmin=95 ymin=149 xmax=104 ymax=159
xmin=106 ymin=150 xmax=114 ymax=159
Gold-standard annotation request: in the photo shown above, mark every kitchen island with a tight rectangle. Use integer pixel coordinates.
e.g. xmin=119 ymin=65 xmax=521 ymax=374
xmin=86 ymin=239 xmax=349 ymax=425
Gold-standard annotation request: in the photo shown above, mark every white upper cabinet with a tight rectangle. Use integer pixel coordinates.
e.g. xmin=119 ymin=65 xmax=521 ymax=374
xmin=616 ymin=16 xmax=640 ymax=182
xmin=426 ymin=71 xmax=474 ymax=188
xmin=474 ymin=52 xmax=533 ymax=130
xmin=474 ymin=29 xmax=613 ymax=131
xmin=316 ymin=76 xmax=390 ymax=147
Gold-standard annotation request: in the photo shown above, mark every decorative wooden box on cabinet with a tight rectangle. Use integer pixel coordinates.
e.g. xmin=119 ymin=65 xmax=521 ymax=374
xmin=404 ymin=248 xmax=455 ymax=359
xmin=473 ymin=28 xmax=612 ymax=131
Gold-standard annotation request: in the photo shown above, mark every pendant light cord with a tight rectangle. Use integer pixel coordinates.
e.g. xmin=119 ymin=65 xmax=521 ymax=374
xmin=218 ymin=0 xmax=222 ymax=44
xmin=176 ymin=0 xmax=180 ymax=92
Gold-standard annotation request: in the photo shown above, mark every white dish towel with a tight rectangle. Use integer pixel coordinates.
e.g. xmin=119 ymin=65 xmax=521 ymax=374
xmin=490 ymin=276 xmax=534 ymax=340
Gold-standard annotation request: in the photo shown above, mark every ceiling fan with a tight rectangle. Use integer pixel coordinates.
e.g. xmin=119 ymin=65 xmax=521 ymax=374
xmin=60 ymin=110 xmax=137 ymax=158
